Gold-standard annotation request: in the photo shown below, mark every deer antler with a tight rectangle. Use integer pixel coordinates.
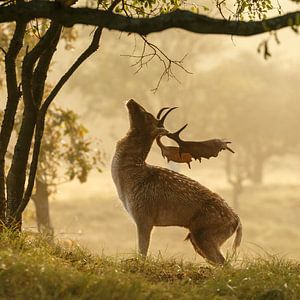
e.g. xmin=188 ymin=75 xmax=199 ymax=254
xmin=167 ymin=124 xmax=234 ymax=162
xmin=156 ymin=136 xmax=192 ymax=168
xmin=156 ymin=107 xmax=178 ymax=127
xmin=156 ymin=107 xmax=193 ymax=168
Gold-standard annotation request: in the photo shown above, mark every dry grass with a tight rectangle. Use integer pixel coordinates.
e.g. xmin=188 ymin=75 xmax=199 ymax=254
xmin=1 ymin=231 xmax=300 ymax=300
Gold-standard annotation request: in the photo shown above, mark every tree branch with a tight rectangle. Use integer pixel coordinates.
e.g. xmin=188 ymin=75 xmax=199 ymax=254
xmin=32 ymin=25 xmax=63 ymax=105
xmin=22 ymin=21 xmax=62 ymax=109
xmin=124 ymin=34 xmax=191 ymax=92
xmin=0 ymin=3 xmax=299 ymax=36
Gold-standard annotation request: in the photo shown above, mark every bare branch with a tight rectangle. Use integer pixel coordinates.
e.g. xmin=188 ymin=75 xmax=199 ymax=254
xmin=123 ymin=35 xmax=191 ymax=92
xmin=109 ymin=0 xmax=122 ymax=12
xmin=0 ymin=46 xmax=6 ymax=55
xmin=0 ymin=3 xmax=300 ymax=36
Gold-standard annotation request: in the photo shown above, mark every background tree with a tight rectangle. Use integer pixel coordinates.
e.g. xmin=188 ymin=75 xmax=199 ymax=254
xmin=180 ymin=54 xmax=300 ymax=208
xmin=26 ymin=105 xmax=103 ymax=236
xmin=1 ymin=105 xmax=103 ymax=235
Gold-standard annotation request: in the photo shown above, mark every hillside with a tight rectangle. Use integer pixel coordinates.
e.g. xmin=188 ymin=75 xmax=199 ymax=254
xmin=0 ymin=231 xmax=299 ymax=299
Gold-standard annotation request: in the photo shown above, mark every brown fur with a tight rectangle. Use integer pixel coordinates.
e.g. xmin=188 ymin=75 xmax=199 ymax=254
xmin=111 ymin=99 xmax=242 ymax=265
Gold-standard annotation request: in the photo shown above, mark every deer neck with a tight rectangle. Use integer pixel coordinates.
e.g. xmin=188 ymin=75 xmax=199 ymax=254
xmin=113 ymin=130 xmax=154 ymax=168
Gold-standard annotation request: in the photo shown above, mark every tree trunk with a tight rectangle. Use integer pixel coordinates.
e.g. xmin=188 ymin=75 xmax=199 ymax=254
xmin=32 ymin=180 xmax=54 ymax=237
xmin=6 ymin=107 xmax=37 ymax=228
xmin=6 ymin=22 xmax=62 ymax=228
xmin=0 ymin=22 xmax=26 ymax=227
xmin=251 ymin=156 xmax=264 ymax=185
xmin=2 ymin=21 xmax=102 ymax=228
xmin=232 ymin=182 xmax=242 ymax=211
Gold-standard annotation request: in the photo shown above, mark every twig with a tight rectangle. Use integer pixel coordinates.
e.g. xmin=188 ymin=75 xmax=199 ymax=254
xmin=123 ymin=34 xmax=191 ymax=92
xmin=0 ymin=46 xmax=7 ymax=55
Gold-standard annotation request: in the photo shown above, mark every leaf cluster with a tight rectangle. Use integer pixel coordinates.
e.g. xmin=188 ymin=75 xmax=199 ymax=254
xmin=0 ymin=104 xmax=104 ymax=195
xmin=235 ymin=0 xmax=275 ymax=21
xmin=36 ymin=105 xmax=104 ymax=192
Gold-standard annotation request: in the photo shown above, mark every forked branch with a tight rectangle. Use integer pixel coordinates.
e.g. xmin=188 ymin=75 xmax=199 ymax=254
xmin=124 ymin=35 xmax=191 ymax=92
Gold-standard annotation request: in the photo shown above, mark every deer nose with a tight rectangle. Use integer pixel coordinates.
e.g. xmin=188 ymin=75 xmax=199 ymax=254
xmin=126 ymin=99 xmax=146 ymax=112
xmin=126 ymin=99 xmax=136 ymax=107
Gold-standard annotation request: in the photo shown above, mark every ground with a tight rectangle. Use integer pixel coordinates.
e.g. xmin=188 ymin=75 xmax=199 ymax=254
xmin=1 ymin=231 xmax=300 ymax=300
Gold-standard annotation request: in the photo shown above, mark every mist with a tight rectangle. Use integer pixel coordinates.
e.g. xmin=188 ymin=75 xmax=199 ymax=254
xmin=23 ymin=25 xmax=300 ymax=261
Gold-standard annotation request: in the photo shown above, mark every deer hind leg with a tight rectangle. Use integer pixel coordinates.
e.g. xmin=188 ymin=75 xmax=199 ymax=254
xmin=136 ymin=223 xmax=153 ymax=256
xmin=187 ymin=230 xmax=225 ymax=265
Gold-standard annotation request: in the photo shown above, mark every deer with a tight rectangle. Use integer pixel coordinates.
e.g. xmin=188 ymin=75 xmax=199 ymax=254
xmin=111 ymin=99 xmax=242 ymax=265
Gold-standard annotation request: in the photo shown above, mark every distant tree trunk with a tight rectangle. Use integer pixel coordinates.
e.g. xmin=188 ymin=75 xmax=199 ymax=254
xmin=32 ymin=179 xmax=54 ymax=237
xmin=225 ymin=154 xmax=246 ymax=211
xmin=249 ymin=155 xmax=265 ymax=185
xmin=232 ymin=181 xmax=243 ymax=211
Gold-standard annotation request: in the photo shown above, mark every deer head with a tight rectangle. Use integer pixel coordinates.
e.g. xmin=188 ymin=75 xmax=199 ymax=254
xmin=126 ymin=99 xmax=177 ymax=138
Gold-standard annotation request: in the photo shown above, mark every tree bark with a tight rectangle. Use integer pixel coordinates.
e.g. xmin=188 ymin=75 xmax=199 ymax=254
xmin=0 ymin=21 xmax=26 ymax=226
xmin=0 ymin=3 xmax=299 ymax=36
xmin=4 ymin=2 xmax=112 ymax=226
xmin=6 ymin=22 xmax=62 ymax=228
xmin=16 ymin=26 xmax=104 ymax=218
xmin=32 ymin=180 xmax=54 ymax=236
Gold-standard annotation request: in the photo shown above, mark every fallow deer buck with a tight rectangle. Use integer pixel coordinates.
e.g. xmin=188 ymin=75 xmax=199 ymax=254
xmin=111 ymin=99 xmax=242 ymax=265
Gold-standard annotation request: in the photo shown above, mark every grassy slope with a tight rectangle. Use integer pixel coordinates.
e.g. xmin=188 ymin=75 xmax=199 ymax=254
xmin=0 ymin=232 xmax=300 ymax=300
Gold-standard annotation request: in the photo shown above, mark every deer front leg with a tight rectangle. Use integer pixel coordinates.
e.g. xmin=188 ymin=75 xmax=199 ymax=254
xmin=136 ymin=223 xmax=153 ymax=256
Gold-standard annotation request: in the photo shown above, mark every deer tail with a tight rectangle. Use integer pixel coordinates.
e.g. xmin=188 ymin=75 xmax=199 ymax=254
xmin=233 ymin=218 xmax=242 ymax=251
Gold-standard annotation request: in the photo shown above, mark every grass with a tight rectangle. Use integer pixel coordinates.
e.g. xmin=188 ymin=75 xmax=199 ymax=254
xmin=0 ymin=231 xmax=300 ymax=299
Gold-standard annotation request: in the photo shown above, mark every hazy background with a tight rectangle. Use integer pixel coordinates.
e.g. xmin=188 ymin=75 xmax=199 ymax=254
xmin=24 ymin=15 xmax=300 ymax=262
